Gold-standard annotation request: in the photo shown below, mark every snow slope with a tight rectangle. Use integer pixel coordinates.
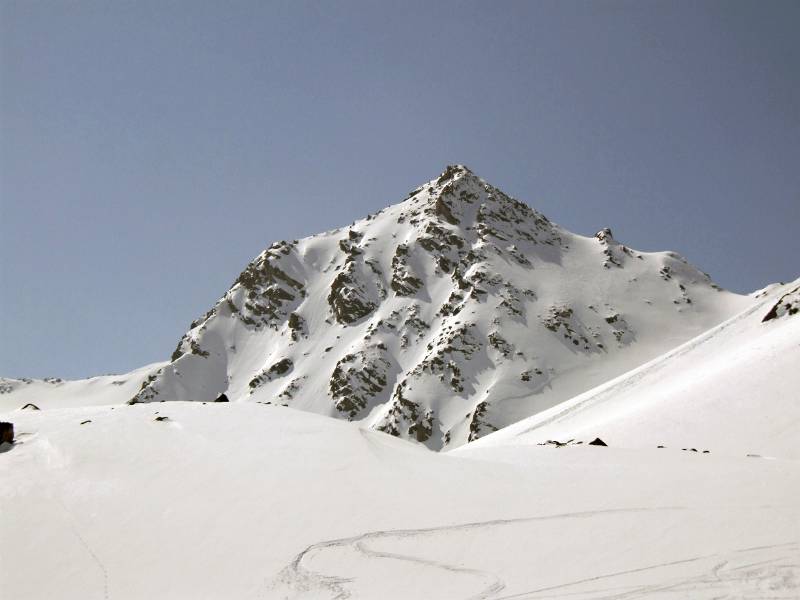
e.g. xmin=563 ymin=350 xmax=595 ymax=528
xmin=465 ymin=278 xmax=800 ymax=460
xmin=75 ymin=165 xmax=749 ymax=449
xmin=0 ymin=362 xmax=166 ymax=412
xmin=2 ymin=402 xmax=798 ymax=599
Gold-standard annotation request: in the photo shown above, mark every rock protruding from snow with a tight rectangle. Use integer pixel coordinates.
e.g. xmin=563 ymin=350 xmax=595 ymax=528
xmin=0 ymin=421 xmax=13 ymax=444
xmin=330 ymin=344 xmax=394 ymax=419
xmin=390 ymin=244 xmax=423 ymax=296
xmin=762 ymin=285 xmax=799 ymax=322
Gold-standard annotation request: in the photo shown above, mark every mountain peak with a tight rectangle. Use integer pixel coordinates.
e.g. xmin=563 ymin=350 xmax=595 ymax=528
xmin=435 ymin=163 xmax=474 ymax=183
xmin=392 ymin=165 xmax=558 ymax=251
xmin=124 ymin=167 xmax=749 ymax=449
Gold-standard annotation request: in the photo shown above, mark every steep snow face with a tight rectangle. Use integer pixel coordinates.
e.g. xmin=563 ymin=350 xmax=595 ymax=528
xmin=466 ymin=278 xmax=800 ymax=459
xmin=114 ymin=165 xmax=750 ymax=449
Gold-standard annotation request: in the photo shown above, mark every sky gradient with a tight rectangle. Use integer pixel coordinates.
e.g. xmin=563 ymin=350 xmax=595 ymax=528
xmin=2 ymin=0 xmax=799 ymax=379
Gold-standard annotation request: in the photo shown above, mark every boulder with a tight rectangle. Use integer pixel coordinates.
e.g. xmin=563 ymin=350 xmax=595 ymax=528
xmin=0 ymin=422 xmax=14 ymax=444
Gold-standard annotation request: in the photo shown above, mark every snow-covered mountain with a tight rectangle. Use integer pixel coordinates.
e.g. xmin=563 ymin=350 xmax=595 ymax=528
xmin=1 ymin=165 xmax=752 ymax=448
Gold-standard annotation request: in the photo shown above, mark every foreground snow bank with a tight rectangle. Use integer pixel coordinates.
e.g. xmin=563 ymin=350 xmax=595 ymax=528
xmin=2 ymin=402 xmax=797 ymax=599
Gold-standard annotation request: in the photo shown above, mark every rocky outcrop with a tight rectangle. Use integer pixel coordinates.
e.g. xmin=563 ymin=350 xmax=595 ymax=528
xmin=328 ymin=235 xmax=379 ymax=324
xmin=390 ymin=244 xmax=423 ymax=296
xmin=249 ymin=358 xmax=294 ymax=391
xmin=234 ymin=241 xmax=305 ymax=329
xmin=330 ymin=345 xmax=393 ymax=419
xmin=375 ymin=383 xmax=436 ymax=444
xmin=762 ymin=286 xmax=800 ymax=322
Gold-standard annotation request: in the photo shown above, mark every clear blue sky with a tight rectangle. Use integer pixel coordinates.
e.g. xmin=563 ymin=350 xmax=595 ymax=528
xmin=2 ymin=0 xmax=798 ymax=379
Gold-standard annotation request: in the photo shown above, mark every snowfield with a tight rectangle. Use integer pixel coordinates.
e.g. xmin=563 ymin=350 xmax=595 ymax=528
xmin=2 ymin=401 xmax=798 ymax=599
xmin=1 ymin=168 xmax=797 ymax=598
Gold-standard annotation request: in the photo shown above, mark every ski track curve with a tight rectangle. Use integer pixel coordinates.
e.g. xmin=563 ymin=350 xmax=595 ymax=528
xmin=494 ymin=541 xmax=800 ymax=600
xmin=267 ymin=507 xmax=687 ymax=600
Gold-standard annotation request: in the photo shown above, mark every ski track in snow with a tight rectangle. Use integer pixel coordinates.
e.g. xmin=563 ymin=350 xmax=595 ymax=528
xmin=55 ymin=496 xmax=111 ymax=600
xmin=272 ymin=518 xmax=798 ymax=600
xmin=499 ymin=541 xmax=800 ymax=599
xmin=269 ymin=507 xmax=689 ymax=600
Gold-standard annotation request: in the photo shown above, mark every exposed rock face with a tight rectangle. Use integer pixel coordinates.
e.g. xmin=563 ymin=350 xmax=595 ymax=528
xmin=762 ymin=286 xmax=800 ymax=322
xmin=390 ymin=244 xmax=423 ymax=296
xmin=126 ymin=165 xmax=750 ymax=449
xmin=249 ymin=358 xmax=293 ymax=389
xmin=329 ymin=270 xmax=374 ymax=326
xmin=467 ymin=401 xmax=498 ymax=443
xmin=330 ymin=344 xmax=394 ymax=419
xmin=232 ymin=240 xmax=306 ymax=329
xmin=287 ymin=313 xmax=306 ymax=341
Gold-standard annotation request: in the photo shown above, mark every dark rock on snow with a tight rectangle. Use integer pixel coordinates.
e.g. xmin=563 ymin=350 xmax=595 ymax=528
xmin=0 ymin=422 xmax=14 ymax=444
